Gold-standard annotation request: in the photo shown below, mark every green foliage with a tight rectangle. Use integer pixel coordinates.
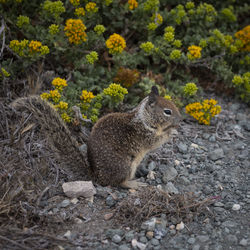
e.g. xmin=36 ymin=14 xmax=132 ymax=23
xmin=1 ymin=0 xmax=250 ymax=125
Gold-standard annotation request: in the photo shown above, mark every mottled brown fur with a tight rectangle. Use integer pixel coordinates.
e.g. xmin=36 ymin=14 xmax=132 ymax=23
xmin=88 ymin=87 xmax=181 ymax=188
xmin=11 ymin=87 xmax=181 ymax=189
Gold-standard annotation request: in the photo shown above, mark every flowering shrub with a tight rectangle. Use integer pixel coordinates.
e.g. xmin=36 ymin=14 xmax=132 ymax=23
xmin=106 ymin=34 xmax=126 ymax=54
xmin=1 ymin=0 xmax=249 ymax=126
xmin=64 ymin=19 xmax=87 ymax=44
xmin=186 ymin=99 xmax=221 ymax=125
xmin=187 ymin=45 xmax=202 ymax=60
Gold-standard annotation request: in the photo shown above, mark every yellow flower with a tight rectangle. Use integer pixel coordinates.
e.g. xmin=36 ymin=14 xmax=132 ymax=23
xmin=64 ymin=19 xmax=87 ymax=45
xmin=187 ymin=45 xmax=202 ymax=60
xmin=235 ymin=25 xmax=250 ymax=52
xmin=49 ymin=89 xmax=61 ymax=103
xmin=80 ymin=90 xmax=95 ymax=103
xmin=103 ymin=83 xmax=128 ymax=102
xmin=85 ymin=2 xmax=98 ymax=13
xmin=55 ymin=101 xmax=68 ymax=110
xmin=52 ymin=77 xmax=67 ymax=91
xmin=106 ymin=33 xmax=126 ymax=54
xmin=69 ymin=0 xmax=80 ymax=6
xmin=151 ymin=13 xmax=163 ymax=25
xmin=61 ymin=112 xmax=71 ymax=123
xmin=75 ymin=7 xmax=85 ymax=17
xmin=40 ymin=92 xmax=50 ymax=100
xmin=185 ymin=99 xmax=221 ymax=125
xmin=29 ymin=40 xmax=42 ymax=53
xmin=128 ymin=0 xmax=138 ymax=10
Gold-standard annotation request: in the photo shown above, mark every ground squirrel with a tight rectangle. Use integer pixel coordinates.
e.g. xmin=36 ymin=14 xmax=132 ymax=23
xmin=11 ymin=86 xmax=181 ymax=188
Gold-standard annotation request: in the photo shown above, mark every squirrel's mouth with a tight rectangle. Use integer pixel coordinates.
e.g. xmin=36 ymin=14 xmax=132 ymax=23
xmin=163 ymin=124 xmax=179 ymax=132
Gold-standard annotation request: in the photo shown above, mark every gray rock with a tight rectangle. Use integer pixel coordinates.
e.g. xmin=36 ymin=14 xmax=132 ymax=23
xmin=239 ymin=238 xmax=248 ymax=246
xmin=202 ymin=133 xmax=210 ymax=140
xmin=106 ymin=229 xmax=124 ymax=239
xmin=60 ymin=199 xmax=70 ymax=208
xmin=214 ymin=202 xmax=224 ymax=207
xmin=196 ymin=235 xmax=209 ymax=242
xmin=118 ymin=244 xmax=131 ymax=250
xmin=192 ymin=245 xmax=200 ymax=250
xmin=214 ymin=207 xmax=225 ymax=213
xmin=239 ymin=120 xmax=250 ymax=131
xmin=148 ymin=161 xmax=156 ymax=171
xmin=226 ymin=234 xmax=238 ymax=244
xmin=151 ymin=238 xmax=160 ymax=246
xmin=208 ymin=148 xmax=224 ymax=161
xmin=164 ymin=182 xmax=179 ymax=194
xmin=177 ymin=142 xmax=188 ymax=153
xmin=179 ymin=176 xmax=190 ymax=185
xmin=141 ymin=217 xmax=156 ymax=231
xmin=139 ymin=236 xmax=148 ymax=243
xmin=106 ymin=195 xmax=116 ymax=207
xmin=209 ymin=134 xmax=216 ymax=142
xmin=188 ymin=237 xmax=196 ymax=244
xmin=112 ymin=234 xmax=122 ymax=244
xmin=162 ymin=167 xmax=178 ymax=183
xmin=125 ymin=231 xmax=134 ymax=242
xmin=222 ymin=220 xmax=237 ymax=228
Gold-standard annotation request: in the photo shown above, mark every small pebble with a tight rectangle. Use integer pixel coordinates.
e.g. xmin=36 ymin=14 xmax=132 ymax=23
xmin=232 ymin=204 xmax=241 ymax=211
xmin=176 ymin=221 xmax=185 ymax=231
xmin=60 ymin=199 xmax=70 ymax=208
xmin=239 ymin=238 xmax=248 ymax=246
xmin=112 ymin=234 xmax=122 ymax=244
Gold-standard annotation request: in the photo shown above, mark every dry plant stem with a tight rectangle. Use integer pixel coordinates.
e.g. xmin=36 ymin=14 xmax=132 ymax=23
xmin=0 ymin=235 xmax=29 ymax=250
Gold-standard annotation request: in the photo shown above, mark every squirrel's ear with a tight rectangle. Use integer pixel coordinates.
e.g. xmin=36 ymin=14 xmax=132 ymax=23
xmin=148 ymin=86 xmax=159 ymax=105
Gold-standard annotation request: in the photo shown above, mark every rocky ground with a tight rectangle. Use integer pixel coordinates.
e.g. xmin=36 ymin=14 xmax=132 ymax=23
xmin=1 ymin=95 xmax=249 ymax=250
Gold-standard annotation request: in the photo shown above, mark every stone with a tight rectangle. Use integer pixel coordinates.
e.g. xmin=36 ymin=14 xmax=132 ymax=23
xmin=112 ymin=234 xmax=122 ymax=244
xmin=226 ymin=234 xmax=238 ymax=244
xmin=232 ymin=204 xmax=241 ymax=211
xmin=208 ymin=148 xmax=224 ymax=161
xmin=60 ymin=199 xmax=70 ymax=208
xmin=162 ymin=167 xmax=178 ymax=183
xmin=125 ymin=231 xmax=134 ymax=242
xmin=62 ymin=181 xmax=96 ymax=198
xmin=196 ymin=235 xmax=209 ymax=242
xmin=177 ymin=142 xmax=188 ymax=153
xmin=222 ymin=220 xmax=237 ymax=228
xmin=176 ymin=221 xmax=185 ymax=231
xmin=70 ymin=198 xmax=79 ymax=204
xmin=141 ymin=217 xmax=156 ymax=231
xmin=164 ymin=182 xmax=179 ymax=194
xmin=192 ymin=245 xmax=200 ymax=250
xmin=151 ymin=238 xmax=160 ymax=246
xmin=148 ymin=161 xmax=156 ymax=171
xmin=106 ymin=195 xmax=116 ymax=207
xmin=147 ymin=170 xmax=156 ymax=180
xmin=139 ymin=236 xmax=148 ymax=243
xmin=214 ymin=202 xmax=224 ymax=207
xmin=188 ymin=237 xmax=196 ymax=244
xmin=131 ymin=239 xmax=147 ymax=250
xmin=146 ymin=231 xmax=154 ymax=240
xmin=118 ymin=244 xmax=131 ymax=250
xmin=106 ymin=229 xmax=124 ymax=239
xmin=239 ymin=238 xmax=248 ymax=246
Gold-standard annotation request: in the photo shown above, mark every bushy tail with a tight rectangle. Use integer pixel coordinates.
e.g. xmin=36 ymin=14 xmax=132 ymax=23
xmin=11 ymin=96 xmax=91 ymax=179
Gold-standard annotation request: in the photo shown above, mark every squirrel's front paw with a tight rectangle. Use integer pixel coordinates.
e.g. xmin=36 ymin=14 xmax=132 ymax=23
xmin=120 ymin=179 xmax=147 ymax=189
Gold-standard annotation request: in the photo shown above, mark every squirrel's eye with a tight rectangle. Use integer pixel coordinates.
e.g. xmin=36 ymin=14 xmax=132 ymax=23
xmin=164 ymin=109 xmax=172 ymax=116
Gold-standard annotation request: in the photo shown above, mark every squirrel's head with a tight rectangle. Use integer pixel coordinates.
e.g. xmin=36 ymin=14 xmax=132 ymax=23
xmin=145 ymin=86 xmax=182 ymax=131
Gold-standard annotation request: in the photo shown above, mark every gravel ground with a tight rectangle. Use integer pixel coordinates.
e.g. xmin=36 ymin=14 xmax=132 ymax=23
xmin=3 ymin=96 xmax=249 ymax=250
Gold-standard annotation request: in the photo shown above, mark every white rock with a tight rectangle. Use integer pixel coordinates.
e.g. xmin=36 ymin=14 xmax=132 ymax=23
xmin=191 ymin=143 xmax=199 ymax=149
xmin=232 ymin=204 xmax=241 ymax=211
xmin=131 ymin=239 xmax=147 ymax=250
xmin=64 ymin=230 xmax=71 ymax=238
xmin=174 ymin=160 xmax=181 ymax=166
xmin=147 ymin=170 xmax=156 ymax=180
xmin=70 ymin=198 xmax=79 ymax=204
xmin=62 ymin=181 xmax=96 ymax=198
xmin=176 ymin=221 xmax=185 ymax=231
